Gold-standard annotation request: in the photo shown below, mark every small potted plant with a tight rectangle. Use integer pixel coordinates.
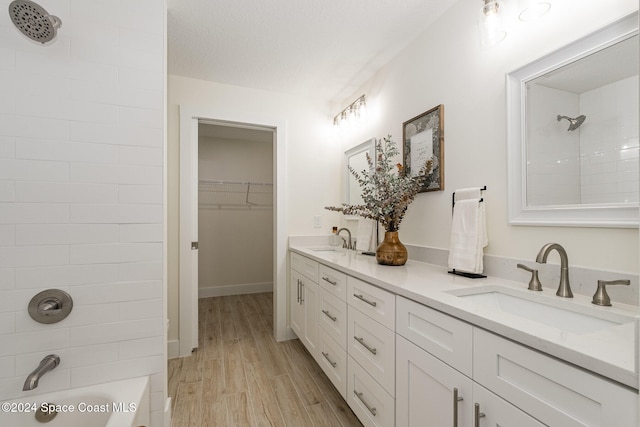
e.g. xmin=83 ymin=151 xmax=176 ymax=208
xmin=326 ymin=135 xmax=432 ymax=266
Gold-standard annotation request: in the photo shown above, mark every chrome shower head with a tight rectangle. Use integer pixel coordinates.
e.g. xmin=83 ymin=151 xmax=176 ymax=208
xmin=8 ymin=0 xmax=62 ymax=44
xmin=557 ymin=114 xmax=586 ymax=131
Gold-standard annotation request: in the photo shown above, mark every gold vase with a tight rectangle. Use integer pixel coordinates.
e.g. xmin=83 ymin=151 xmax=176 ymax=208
xmin=376 ymin=231 xmax=408 ymax=266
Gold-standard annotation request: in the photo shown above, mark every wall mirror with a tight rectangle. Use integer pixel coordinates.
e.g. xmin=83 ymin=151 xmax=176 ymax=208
xmin=507 ymin=12 xmax=639 ymax=227
xmin=344 ymin=138 xmax=375 ymax=217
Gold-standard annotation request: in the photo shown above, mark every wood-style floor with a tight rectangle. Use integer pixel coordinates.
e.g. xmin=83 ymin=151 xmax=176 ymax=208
xmin=169 ymin=292 xmax=363 ymax=427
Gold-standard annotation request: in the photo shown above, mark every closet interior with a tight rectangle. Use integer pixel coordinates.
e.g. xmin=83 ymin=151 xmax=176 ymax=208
xmin=197 ymin=123 xmax=275 ymax=298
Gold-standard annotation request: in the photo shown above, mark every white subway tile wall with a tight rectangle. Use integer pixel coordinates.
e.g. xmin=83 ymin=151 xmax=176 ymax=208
xmin=0 ymin=1 xmax=165 ymax=426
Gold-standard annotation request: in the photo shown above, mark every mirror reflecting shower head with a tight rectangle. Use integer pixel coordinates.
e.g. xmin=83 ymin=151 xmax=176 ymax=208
xmin=557 ymin=114 xmax=587 ymax=131
xmin=8 ymin=0 xmax=62 ymax=44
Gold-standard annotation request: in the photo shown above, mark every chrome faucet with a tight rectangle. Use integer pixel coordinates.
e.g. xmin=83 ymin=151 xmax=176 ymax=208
xmin=535 ymin=243 xmax=573 ymax=298
xmin=337 ymin=228 xmax=353 ymax=250
xmin=23 ymin=354 xmax=60 ymax=391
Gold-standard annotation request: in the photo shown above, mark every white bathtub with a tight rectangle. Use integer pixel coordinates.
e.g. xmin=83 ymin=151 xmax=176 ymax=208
xmin=0 ymin=376 xmax=150 ymax=427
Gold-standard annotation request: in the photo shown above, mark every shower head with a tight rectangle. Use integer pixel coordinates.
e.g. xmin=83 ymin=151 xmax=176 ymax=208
xmin=8 ymin=0 xmax=62 ymax=44
xmin=557 ymin=114 xmax=586 ymax=131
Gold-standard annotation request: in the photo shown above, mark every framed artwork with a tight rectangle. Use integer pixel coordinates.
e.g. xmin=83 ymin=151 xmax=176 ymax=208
xmin=402 ymin=104 xmax=444 ymax=192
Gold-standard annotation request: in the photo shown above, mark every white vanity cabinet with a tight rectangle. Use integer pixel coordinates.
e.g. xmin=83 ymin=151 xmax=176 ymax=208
xmin=396 ymin=296 xmax=639 ymax=427
xmin=289 ymin=252 xmax=319 ymax=361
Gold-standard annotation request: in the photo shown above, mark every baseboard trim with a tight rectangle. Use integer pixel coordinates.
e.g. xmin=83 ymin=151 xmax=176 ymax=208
xmin=199 ymin=282 xmax=273 ymax=298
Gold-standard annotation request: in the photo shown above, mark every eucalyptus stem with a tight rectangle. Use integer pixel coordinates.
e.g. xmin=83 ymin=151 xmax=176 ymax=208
xmin=325 ymin=135 xmax=433 ymax=232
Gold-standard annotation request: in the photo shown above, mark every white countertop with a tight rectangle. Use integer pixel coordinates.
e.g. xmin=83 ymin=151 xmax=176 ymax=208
xmin=289 ymin=244 xmax=640 ymax=389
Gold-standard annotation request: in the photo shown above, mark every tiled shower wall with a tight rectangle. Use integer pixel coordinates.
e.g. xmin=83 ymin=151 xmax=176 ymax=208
xmin=0 ymin=1 xmax=165 ymax=425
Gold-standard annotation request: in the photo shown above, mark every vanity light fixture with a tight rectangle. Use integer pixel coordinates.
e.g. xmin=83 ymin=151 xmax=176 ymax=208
xmin=478 ymin=0 xmax=506 ymax=48
xmin=518 ymin=0 xmax=551 ymax=21
xmin=333 ymin=94 xmax=367 ymax=128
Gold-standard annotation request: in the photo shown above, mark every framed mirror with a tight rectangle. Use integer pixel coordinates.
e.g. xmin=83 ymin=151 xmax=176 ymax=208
xmin=344 ymin=138 xmax=375 ymax=217
xmin=507 ymin=12 xmax=639 ymax=227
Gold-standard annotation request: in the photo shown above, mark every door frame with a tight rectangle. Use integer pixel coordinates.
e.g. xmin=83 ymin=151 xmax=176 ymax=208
xmin=178 ymin=106 xmax=288 ymax=356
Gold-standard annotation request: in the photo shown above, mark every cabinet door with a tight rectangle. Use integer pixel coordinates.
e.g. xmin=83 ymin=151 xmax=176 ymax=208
xmin=396 ymin=335 xmax=473 ymax=427
xmin=290 ymin=269 xmax=304 ymax=339
xmin=473 ymin=383 xmax=545 ymax=427
xmin=301 ymin=278 xmax=319 ymax=360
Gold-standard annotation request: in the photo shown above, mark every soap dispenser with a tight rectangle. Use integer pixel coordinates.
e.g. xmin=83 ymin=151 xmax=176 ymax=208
xmin=330 ymin=226 xmax=340 ymax=246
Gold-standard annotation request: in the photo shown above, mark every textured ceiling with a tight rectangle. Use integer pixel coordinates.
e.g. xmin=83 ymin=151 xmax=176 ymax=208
xmin=167 ymin=0 xmax=457 ymax=102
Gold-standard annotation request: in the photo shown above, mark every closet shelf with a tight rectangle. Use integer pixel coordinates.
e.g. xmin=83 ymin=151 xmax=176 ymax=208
xmin=199 ymin=180 xmax=273 ymax=209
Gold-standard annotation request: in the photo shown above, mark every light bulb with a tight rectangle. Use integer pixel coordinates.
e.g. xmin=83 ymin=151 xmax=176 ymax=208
xmin=479 ymin=0 xmax=506 ymax=48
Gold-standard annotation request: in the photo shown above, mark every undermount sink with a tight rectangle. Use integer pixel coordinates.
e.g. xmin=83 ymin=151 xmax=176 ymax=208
xmin=448 ymin=286 xmax=635 ymax=335
xmin=309 ymin=246 xmax=344 ymax=253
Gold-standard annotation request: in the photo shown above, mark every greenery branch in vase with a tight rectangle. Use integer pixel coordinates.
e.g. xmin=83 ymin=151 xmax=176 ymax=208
xmin=326 ymin=135 xmax=433 ymax=266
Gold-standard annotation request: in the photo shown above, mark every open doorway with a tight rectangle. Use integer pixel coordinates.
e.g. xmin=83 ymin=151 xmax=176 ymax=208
xmin=197 ymin=123 xmax=274 ymax=298
xmin=178 ymin=106 xmax=289 ymax=357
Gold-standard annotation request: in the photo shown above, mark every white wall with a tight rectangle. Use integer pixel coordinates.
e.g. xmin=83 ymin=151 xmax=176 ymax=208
xmin=167 ymin=76 xmax=338 ymax=342
xmin=333 ymin=0 xmax=639 ymax=274
xmin=198 ymin=135 xmax=273 ymax=296
xmin=0 ymin=1 xmax=166 ymax=425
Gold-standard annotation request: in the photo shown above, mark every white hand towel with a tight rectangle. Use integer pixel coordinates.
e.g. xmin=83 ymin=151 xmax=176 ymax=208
xmin=454 ymin=187 xmax=482 ymax=201
xmin=356 ymin=218 xmax=375 ymax=252
xmin=454 ymin=187 xmax=488 ymax=247
xmin=448 ymin=199 xmax=485 ymax=274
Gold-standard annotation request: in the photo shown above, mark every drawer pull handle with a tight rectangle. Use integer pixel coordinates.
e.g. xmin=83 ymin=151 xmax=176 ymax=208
xmin=354 ymin=336 xmax=377 ymax=355
xmin=474 ymin=403 xmax=485 ymax=427
xmin=300 ymin=282 xmax=304 ymax=303
xmin=353 ymin=293 xmax=377 ymax=307
xmin=354 ymin=390 xmax=377 ymax=416
xmin=322 ymin=276 xmax=337 ymax=286
xmin=321 ymin=351 xmax=337 ymax=367
xmin=322 ymin=309 xmax=337 ymax=322
xmin=453 ymin=387 xmax=463 ymax=427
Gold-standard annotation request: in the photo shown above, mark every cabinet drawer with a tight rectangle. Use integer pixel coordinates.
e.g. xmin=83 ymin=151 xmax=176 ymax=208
xmin=347 ymin=356 xmax=395 ymax=427
xmin=348 ymin=306 xmax=395 ymax=395
xmin=347 ymin=277 xmax=395 ymax=330
xmin=319 ymin=288 xmax=347 ymax=349
xmin=474 ymin=328 xmax=639 ymax=427
xmin=319 ymin=264 xmax=347 ymax=300
xmin=318 ymin=328 xmax=347 ymax=399
xmin=291 ymin=252 xmax=318 ymax=282
xmin=396 ymin=296 xmax=472 ymax=376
